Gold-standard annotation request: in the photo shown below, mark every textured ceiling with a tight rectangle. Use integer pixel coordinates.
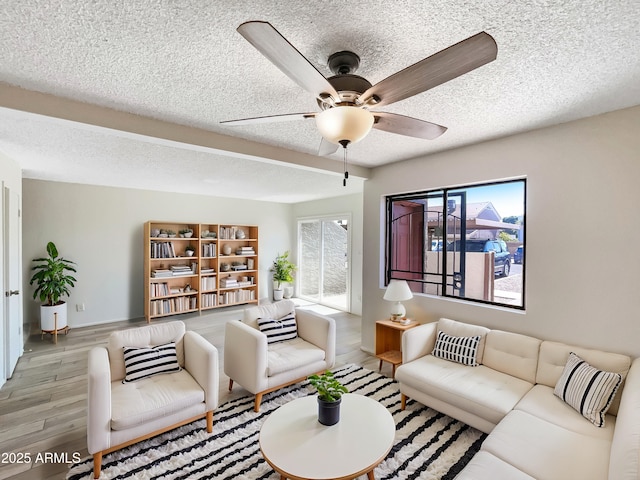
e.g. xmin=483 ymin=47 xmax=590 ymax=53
xmin=0 ymin=0 xmax=639 ymax=202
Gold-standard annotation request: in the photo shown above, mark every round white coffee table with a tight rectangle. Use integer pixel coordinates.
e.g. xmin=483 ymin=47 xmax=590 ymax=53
xmin=259 ymin=393 xmax=395 ymax=480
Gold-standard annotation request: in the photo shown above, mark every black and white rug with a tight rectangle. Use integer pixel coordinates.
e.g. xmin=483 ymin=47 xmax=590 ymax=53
xmin=68 ymin=364 xmax=485 ymax=479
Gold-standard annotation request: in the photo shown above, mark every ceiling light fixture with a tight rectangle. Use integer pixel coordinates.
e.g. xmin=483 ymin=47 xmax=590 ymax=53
xmin=315 ymin=106 xmax=374 ymax=186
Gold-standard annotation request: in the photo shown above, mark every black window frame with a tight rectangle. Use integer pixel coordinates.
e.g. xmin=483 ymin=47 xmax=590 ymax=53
xmin=385 ymin=179 xmax=526 ymax=310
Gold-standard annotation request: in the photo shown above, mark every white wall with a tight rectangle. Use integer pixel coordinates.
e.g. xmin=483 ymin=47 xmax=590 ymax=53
xmin=22 ymin=180 xmax=293 ymax=330
xmin=292 ymin=193 xmax=364 ymax=315
xmin=363 ymin=105 xmax=640 ymax=357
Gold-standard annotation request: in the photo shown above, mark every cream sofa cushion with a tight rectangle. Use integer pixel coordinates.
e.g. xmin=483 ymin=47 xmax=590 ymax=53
xmin=483 ymin=329 xmax=541 ymax=383
xmin=438 ymin=318 xmax=490 ymax=363
xmin=515 ymin=384 xmax=616 ymax=438
xmin=395 ymin=354 xmax=533 ymax=426
xmin=455 ymin=451 xmax=535 ymax=480
xmin=244 ymin=300 xmax=295 ymax=330
xmin=482 ymin=409 xmax=613 ymax=480
xmin=536 ymin=341 xmax=630 ymax=415
xmin=267 ymin=336 xmax=325 ymax=376
xmin=108 ymin=321 xmax=186 ymax=382
xmin=111 ymin=369 xmax=205 ymax=431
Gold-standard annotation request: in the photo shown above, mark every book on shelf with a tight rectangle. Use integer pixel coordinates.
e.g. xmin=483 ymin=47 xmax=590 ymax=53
xmin=220 ymin=277 xmax=238 ymax=288
xmin=151 ymin=269 xmax=173 ymax=278
xmin=151 ymin=241 xmax=176 ymax=259
xmin=236 ymin=247 xmax=255 ymax=255
xmin=201 ymin=268 xmax=215 ymax=274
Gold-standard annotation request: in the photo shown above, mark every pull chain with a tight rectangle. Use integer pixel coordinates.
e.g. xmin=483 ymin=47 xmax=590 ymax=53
xmin=340 ymin=141 xmax=350 ymax=187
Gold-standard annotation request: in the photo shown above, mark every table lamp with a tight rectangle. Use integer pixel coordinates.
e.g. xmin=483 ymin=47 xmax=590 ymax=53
xmin=383 ymin=280 xmax=413 ymax=321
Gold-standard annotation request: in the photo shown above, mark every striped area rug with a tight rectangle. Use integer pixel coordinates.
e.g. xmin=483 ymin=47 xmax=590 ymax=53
xmin=68 ymin=364 xmax=485 ymax=479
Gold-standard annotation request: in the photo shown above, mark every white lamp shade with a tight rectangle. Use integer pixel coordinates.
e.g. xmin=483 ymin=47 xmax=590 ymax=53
xmin=383 ymin=280 xmax=413 ymax=302
xmin=315 ymin=106 xmax=374 ymax=145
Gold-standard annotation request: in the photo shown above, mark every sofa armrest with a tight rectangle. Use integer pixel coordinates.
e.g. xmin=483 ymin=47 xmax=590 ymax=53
xmin=296 ymin=309 xmax=336 ymax=368
xmin=184 ymin=331 xmax=219 ymax=411
xmin=87 ymin=347 xmax=112 ymax=455
xmin=224 ymin=320 xmax=268 ymax=394
xmin=609 ymin=356 xmax=640 ymax=480
xmin=402 ymin=322 xmax=438 ymax=364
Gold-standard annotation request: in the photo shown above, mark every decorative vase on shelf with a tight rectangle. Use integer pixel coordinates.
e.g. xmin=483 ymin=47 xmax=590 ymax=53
xmin=283 ymin=286 xmax=294 ymax=299
xmin=222 ymin=244 xmax=232 ymax=256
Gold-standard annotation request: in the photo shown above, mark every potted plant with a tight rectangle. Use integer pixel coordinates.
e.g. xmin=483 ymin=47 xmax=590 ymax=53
xmin=29 ymin=241 xmax=77 ymax=332
xmin=308 ymin=371 xmax=349 ymax=426
xmin=185 ymin=245 xmax=195 ymax=257
xmin=271 ymin=251 xmax=296 ymax=301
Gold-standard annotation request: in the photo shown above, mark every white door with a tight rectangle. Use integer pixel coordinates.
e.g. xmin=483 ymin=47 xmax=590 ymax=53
xmin=4 ymin=186 xmax=22 ymax=379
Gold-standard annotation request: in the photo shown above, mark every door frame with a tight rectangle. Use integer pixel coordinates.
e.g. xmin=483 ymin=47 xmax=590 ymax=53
xmin=297 ymin=214 xmax=352 ymax=312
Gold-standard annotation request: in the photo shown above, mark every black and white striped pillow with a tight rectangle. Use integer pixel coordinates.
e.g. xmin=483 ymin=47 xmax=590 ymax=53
xmin=554 ymin=352 xmax=622 ymax=427
xmin=432 ymin=331 xmax=481 ymax=366
xmin=257 ymin=311 xmax=297 ymax=344
xmin=122 ymin=342 xmax=182 ymax=383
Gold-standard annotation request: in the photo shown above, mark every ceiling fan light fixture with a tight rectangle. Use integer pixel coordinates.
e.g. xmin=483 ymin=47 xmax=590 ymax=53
xmin=315 ymin=106 xmax=374 ymax=145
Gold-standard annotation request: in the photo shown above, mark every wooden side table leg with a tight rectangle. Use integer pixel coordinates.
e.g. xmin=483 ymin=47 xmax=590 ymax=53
xmin=367 ymin=469 xmax=376 ymax=479
xmin=378 ymin=358 xmax=383 ymax=372
xmin=392 ymin=363 xmax=396 ymax=379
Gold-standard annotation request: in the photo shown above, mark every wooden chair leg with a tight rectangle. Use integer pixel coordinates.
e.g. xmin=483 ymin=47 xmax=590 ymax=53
xmin=206 ymin=410 xmax=213 ymax=433
xmin=228 ymin=378 xmax=234 ymax=391
xmin=93 ymin=452 xmax=102 ymax=479
xmin=401 ymin=393 xmax=407 ymax=410
xmin=254 ymin=392 xmax=263 ymax=412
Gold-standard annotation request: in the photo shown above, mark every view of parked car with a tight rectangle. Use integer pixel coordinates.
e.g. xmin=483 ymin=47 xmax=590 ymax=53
xmin=513 ymin=245 xmax=524 ymax=264
xmin=450 ymin=239 xmax=511 ymax=277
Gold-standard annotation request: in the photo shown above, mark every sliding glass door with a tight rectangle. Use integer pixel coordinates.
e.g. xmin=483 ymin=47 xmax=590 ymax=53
xmin=298 ymin=216 xmax=350 ymax=311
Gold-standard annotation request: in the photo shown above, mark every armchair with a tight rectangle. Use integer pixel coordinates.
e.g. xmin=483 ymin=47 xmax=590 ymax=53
xmin=224 ymin=300 xmax=336 ymax=412
xmin=87 ymin=321 xmax=218 ymax=479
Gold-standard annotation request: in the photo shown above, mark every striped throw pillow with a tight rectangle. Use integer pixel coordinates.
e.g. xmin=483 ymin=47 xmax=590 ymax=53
xmin=554 ymin=352 xmax=622 ymax=427
xmin=432 ymin=331 xmax=481 ymax=366
xmin=122 ymin=342 xmax=182 ymax=383
xmin=257 ymin=311 xmax=297 ymax=344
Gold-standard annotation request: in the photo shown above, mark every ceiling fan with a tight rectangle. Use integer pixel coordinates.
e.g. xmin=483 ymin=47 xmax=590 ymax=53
xmin=221 ymin=21 xmax=497 ymax=183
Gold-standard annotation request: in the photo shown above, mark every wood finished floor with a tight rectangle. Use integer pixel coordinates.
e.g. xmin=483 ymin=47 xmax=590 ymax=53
xmin=0 ymin=304 xmax=384 ymax=480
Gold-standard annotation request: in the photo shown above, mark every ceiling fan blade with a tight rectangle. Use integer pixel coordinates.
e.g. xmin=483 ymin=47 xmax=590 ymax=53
xmin=373 ymin=112 xmax=447 ymax=140
xmin=318 ymin=137 xmax=339 ymax=156
xmin=221 ymin=112 xmax=316 ymax=126
xmin=237 ymin=21 xmax=339 ymax=102
xmin=361 ymin=32 xmax=497 ymax=108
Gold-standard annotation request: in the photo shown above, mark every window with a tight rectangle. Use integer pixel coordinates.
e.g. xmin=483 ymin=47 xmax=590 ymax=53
xmin=385 ymin=179 xmax=526 ymax=309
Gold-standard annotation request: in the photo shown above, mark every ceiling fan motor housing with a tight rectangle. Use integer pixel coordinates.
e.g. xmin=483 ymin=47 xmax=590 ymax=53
xmin=318 ymin=74 xmax=373 ymax=108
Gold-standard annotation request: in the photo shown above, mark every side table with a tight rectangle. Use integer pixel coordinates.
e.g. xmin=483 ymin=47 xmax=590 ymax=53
xmin=375 ymin=319 xmax=418 ymax=378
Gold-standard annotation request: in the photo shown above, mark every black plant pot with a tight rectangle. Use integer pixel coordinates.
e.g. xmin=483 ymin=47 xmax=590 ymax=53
xmin=317 ymin=396 xmax=341 ymax=426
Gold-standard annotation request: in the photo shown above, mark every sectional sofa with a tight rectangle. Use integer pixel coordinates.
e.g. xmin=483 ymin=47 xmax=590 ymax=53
xmin=395 ymin=317 xmax=640 ymax=479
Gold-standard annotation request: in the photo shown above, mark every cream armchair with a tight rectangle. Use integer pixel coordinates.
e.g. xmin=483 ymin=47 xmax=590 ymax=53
xmin=87 ymin=321 xmax=218 ymax=479
xmin=224 ymin=300 xmax=336 ymax=412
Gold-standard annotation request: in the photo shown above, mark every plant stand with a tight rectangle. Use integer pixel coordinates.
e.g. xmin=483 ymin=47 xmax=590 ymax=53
xmin=41 ymin=312 xmax=69 ymax=344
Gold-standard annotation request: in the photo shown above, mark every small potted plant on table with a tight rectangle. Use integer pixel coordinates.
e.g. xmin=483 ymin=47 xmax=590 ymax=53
xmin=308 ymin=371 xmax=349 ymax=426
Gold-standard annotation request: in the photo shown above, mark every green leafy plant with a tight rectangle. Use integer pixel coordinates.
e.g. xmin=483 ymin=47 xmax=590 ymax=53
xmin=185 ymin=245 xmax=195 ymax=252
xmin=308 ymin=371 xmax=348 ymax=402
xmin=271 ymin=251 xmax=297 ymax=289
xmin=29 ymin=242 xmax=77 ymax=306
